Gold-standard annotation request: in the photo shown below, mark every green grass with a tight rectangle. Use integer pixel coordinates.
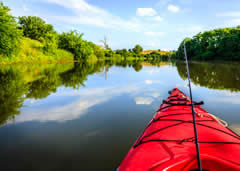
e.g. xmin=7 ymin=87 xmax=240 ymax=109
xmin=0 ymin=37 xmax=74 ymax=64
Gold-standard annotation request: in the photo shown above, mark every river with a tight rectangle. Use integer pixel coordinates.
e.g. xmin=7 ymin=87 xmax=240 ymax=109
xmin=0 ymin=60 xmax=239 ymax=170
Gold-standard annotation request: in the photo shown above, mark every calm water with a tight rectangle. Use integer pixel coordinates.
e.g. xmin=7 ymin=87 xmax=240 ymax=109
xmin=0 ymin=60 xmax=240 ymax=171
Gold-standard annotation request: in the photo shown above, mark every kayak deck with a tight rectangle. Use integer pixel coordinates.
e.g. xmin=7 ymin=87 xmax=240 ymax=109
xmin=119 ymin=88 xmax=240 ymax=171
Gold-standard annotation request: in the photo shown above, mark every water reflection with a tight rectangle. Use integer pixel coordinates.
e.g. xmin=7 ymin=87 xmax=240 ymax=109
xmin=15 ymin=85 xmax=139 ymax=123
xmin=0 ymin=60 xmax=240 ymax=171
xmin=1 ymin=60 xmax=240 ymax=126
xmin=176 ymin=61 xmax=240 ymax=92
xmin=0 ymin=67 xmax=27 ymax=125
xmin=0 ymin=60 xmax=170 ymax=126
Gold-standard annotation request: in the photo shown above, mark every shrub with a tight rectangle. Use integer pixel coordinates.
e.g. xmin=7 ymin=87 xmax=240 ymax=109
xmin=18 ymin=16 xmax=54 ymax=41
xmin=0 ymin=2 xmax=22 ymax=57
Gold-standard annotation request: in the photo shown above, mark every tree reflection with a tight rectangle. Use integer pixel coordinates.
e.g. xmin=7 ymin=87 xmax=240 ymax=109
xmin=0 ymin=68 xmax=28 ymax=125
xmin=0 ymin=59 xmax=200 ymax=126
xmin=176 ymin=61 xmax=240 ymax=92
xmin=61 ymin=61 xmax=105 ymax=88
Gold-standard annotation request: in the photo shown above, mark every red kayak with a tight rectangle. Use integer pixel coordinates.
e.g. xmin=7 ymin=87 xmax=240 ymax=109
xmin=118 ymin=88 xmax=240 ymax=171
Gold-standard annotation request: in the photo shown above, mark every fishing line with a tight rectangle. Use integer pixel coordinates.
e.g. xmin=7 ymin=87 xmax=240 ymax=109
xmin=184 ymin=42 xmax=202 ymax=171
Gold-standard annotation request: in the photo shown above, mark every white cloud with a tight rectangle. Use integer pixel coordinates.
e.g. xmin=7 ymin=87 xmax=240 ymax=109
xmin=225 ymin=19 xmax=240 ymax=27
xmin=177 ymin=25 xmax=203 ymax=34
xmin=168 ymin=4 xmax=180 ymax=13
xmin=45 ymin=0 xmax=141 ymax=32
xmin=144 ymin=41 xmax=161 ymax=48
xmin=161 ymin=48 xmax=172 ymax=51
xmin=136 ymin=8 xmax=157 ymax=17
xmin=217 ymin=12 xmax=240 ymax=17
xmin=23 ymin=5 xmax=29 ymax=12
xmin=216 ymin=11 xmax=240 ymax=27
xmin=144 ymin=31 xmax=164 ymax=37
xmin=152 ymin=16 xmax=163 ymax=22
xmin=145 ymin=80 xmax=153 ymax=84
xmin=135 ymin=97 xmax=154 ymax=105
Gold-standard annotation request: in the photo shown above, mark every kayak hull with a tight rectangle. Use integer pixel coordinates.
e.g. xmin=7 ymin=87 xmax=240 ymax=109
xmin=118 ymin=88 xmax=240 ymax=171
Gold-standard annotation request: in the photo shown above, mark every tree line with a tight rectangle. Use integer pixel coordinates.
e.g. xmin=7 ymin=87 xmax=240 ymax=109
xmin=0 ymin=2 xmax=170 ymax=63
xmin=0 ymin=2 xmax=105 ymax=61
xmin=174 ymin=26 xmax=240 ymax=60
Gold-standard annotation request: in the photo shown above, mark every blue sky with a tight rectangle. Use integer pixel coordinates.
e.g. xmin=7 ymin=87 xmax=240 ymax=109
xmin=3 ymin=0 xmax=240 ymax=50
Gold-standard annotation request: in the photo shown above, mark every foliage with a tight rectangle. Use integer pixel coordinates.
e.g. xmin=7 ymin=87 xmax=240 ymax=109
xmin=78 ymin=40 xmax=95 ymax=60
xmin=58 ymin=30 xmax=89 ymax=60
xmin=0 ymin=2 xmax=22 ymax=57
xmin=112 ymin=45 xmax=172 ymax=60
xmin=18 ymin=16 xmax=54 ymax=41
xmin=58 ymin=30 xmax=105 ymax=60
xmin=132 ymin=44 xmax=143 ymax=54
xmin=43 ymin=32 xmax=58 ymax=54
xmin=5 ymin=59 xmax=240 ymax=125
xmin=0 ymin=67 xmax=27 ymax=125
xmin=176 ymin=61 xmax=240 ymax=92
xmin=0 ymin=2 xmax=171 ymax=63
xmin=132 ymin=62 xmax=143 ymax=72
xmin=92 ymin=44 xmax=105 ymax=59
xmin=0 ymin=37 xmax=73 ymax=64
xmin=58 ymin=30 xmax=83 ymax=57
xmin=175 ymin=26 xmax=240 ymax=60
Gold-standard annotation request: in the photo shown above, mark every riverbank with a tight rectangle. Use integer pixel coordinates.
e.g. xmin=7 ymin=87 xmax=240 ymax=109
xmin=175 ymin=26 xmax=240 ymax=61
xmin=0 ymin=37 xmax=74 ymax=64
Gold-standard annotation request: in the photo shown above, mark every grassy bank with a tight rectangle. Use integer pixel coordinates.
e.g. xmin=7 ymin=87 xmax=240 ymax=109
xmin=0 ymin=38 xmax=74 ymax=64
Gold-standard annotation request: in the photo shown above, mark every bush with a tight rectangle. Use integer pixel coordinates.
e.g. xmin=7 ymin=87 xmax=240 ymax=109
xmin=58 ymin=30 xmax=104 ymax=60
xmin=78 ymin=40 xmax=94 ymax=60
xmin=18 ymin=16 xmax=54 ymax=41
xmin=93 ymin=45 xmax=105 ymax=59
xmin=58 ymin=30 xmax=83 ymax=59
xmin=0 ymin=2 xmax=22 ymax=57
xmin=43 ymin=33 xmax=58 ymax=54
xmin=132 ymin=44 xmax=143 ymax=54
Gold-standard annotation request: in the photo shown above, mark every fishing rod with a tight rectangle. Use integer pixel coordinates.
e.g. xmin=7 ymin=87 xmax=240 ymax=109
xmin=183 ymin=42 xmax=202 ymax=171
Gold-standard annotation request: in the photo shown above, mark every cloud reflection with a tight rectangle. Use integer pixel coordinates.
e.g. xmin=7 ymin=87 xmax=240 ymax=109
xmin=210 ymin=91 xmax=240 ymax=104
xmin=13 ymin=85 xmax=140 ymax=123
xmin=144 ymin=80 xmax=162 ymax=85
xmin=135 ymin=97 xmax=154 ymax=105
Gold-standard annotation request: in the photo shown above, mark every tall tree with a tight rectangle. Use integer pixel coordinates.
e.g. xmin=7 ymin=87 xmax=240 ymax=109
xmin=18 ymin=16 xmax=54 ymax=41
xmin=0 ymin=2 xmax=22 ymax=57
xmin=132 ymin=44 xmax=143 ymax=54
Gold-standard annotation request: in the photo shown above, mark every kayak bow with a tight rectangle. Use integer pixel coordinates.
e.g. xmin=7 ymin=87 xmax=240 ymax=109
xmin=118 ymin=88 xmax=240 ymax=171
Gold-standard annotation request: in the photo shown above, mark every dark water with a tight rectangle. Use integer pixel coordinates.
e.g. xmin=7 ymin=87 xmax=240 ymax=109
xmin=0 ymin=60 xmax=240 ymax=171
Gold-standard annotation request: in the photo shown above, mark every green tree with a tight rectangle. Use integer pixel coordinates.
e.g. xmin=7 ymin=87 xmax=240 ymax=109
xmin=175 ymin=26 xmax=240 ymax=61
xmin=132 ymin=44 xmax=143 ymax=54
xmin=0 ymin=2 xmax=22 ymax=57
xmin=78 ymin=40 xmax=95 ymax=60
xmin=18 ymin=16 xmax=54 ymax=41
xmin=43 ymin=32 xmax=58 ymax=54
xmin=93 ymin=44 xmax=105 ymax=59
xmin=58 ymin=30 xmax=83 ymax=59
